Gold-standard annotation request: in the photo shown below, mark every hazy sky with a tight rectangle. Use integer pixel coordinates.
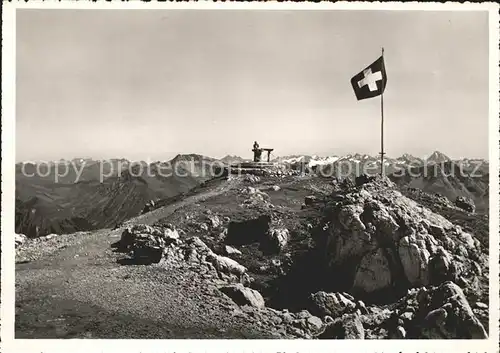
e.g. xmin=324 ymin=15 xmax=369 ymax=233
xmin=16 ymin=9 xmax=490 ymax=162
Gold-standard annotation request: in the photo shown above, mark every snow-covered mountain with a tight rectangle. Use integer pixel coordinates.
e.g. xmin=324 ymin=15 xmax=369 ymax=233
xmin=425 ymin=151 xmax=451 ymax=164
xmin=266 ymin=151 xmax=488 ymax=173
xmin=220 ymin=155 xmax=251 ymax=165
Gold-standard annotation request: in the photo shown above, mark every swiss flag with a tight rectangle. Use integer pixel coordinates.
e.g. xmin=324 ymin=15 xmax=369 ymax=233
xmin=351 ymin=56 xmax=387 ymax=101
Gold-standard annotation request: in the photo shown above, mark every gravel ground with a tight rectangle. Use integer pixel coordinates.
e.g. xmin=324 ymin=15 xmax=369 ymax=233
xmin=16 ymin=229 xmax=276 ymax=339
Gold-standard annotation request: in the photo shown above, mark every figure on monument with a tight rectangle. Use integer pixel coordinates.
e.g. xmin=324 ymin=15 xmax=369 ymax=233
xmin=252 ymin=141 xmax=262 ymax=162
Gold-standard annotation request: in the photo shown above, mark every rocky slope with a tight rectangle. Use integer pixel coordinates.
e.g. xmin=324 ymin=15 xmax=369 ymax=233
xmin=16 ymin=173 xmax=488 ymax=339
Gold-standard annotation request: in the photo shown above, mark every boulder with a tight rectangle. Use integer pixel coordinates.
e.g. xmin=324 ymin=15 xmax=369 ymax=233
xmin=398 ymin=235 xmax=431 ymax=286
xmin=219 ymin=283 xmax=265 ymax=308
xmin=304 ymin=195 xmax=318 ymax=206
xmin=318 ymin=313 xmax=365 ymax=339
xmin=355 ymin=174 xmax=376 ymax=186
xmin=117 ymin=224 xmax=179 ymax=263
xmin=322 ymin=177 xmax=483 ymax=295
xmin=414 ymin=282 xmax=487 ymax=339
xmin=353 ymin=248 xmax=392 ymax=293
xmin=207 ymin=253 xmax=247 ymax=277
xmin=309 ymin=291 xmax=356 ymax=318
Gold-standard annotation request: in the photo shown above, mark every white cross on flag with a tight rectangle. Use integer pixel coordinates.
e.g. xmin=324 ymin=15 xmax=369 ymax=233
xmin=351 ymin=55 xmax=387 ymax=100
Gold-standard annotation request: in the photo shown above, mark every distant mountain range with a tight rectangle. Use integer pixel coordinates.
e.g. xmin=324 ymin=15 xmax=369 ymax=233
xmin=270 ymin=151 xmax=486 ymax=170
xmin=15 ymin=151 xmax=489 ymax=238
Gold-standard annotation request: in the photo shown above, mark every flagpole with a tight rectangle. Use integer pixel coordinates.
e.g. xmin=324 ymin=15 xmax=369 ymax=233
xmin=380 ymin=47 xmax=385 ymax=177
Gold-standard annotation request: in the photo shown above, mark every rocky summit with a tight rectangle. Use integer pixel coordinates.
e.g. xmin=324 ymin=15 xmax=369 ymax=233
xmin=15 ymin=172 xmax=489 ymax=339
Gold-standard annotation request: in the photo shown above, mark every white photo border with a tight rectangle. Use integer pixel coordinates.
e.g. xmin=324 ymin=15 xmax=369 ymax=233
xmin=2 ymin=1 xmax=499 ymax=352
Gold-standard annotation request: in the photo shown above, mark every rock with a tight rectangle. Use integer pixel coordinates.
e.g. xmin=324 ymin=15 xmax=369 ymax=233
xmin=319 ymin=313 xmax=365 ymax=339
xmin=271 ymin=185 xmax=281 ymax=191
xmin=475 ymin=302 xmax=488 ymax=309
xmin=324 ymin=315 xmax=334 ymax=324
xmin=141 ymin=200 xmax=156 ymax=214
xmin=428 ymin=249 xmax=454 ymax=285
xmin=117 ymin=224 xmax=180 ymax=263
xmin=224 ymin=245 xmax=242 ymax=256
xmin=306 ymin=316 xmax=323 ymax=333
xmin=353 ymin=248 xmax=392 ymax=293
xmin=265 ymin=227 xmax=289 ymax=253
xmin=414 ymin=282 xmax=488 ymax=339
xmin=400 ymin=311 xmax=413 ymax=322
xmin=207 ymin=253 xmax=247 ymax=277
xmin=15 ymin=233 xmax=27 ymax=247
xmin=399 ymin=235 xmax=431 ymax=286
xmin=304 ymin=195 xmax=318 ymax=206
xmin=282 ymin=312 xmax=294 ymax=324
xmin=187 ymin=236 xmax=211 ymax=253
xmin=310 ymin=291 xmax=356 ymax=318
xmin=219 ymin=284 xmax=265 ymax=308
xmin=395 ymin=326 xmax=406 ymax=338
xmin=355 ymin=174 xmax=376 ymax=186
xmin=118 ymin=224 xmax=176 ymax=251
xmin=322 ymin=177 xmax=483 ymax=295
xmin=296 ymin=310 xmax=312 ymax=319
xmin=455 ymin=196 xmax=475 ymax=213
xmin=218 ymin=228 xmax=228 ymax=241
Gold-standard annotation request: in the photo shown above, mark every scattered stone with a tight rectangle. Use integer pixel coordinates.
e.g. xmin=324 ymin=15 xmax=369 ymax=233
xmin=322 ymin=176 xmax=483 ymax=295
xmin=455 ymin=196 xmax=475 ymax=213
xmin=405 ymin=282 xmax=488 ymax=339
xmin=15 ymin=233 xmax=27 ymax=247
